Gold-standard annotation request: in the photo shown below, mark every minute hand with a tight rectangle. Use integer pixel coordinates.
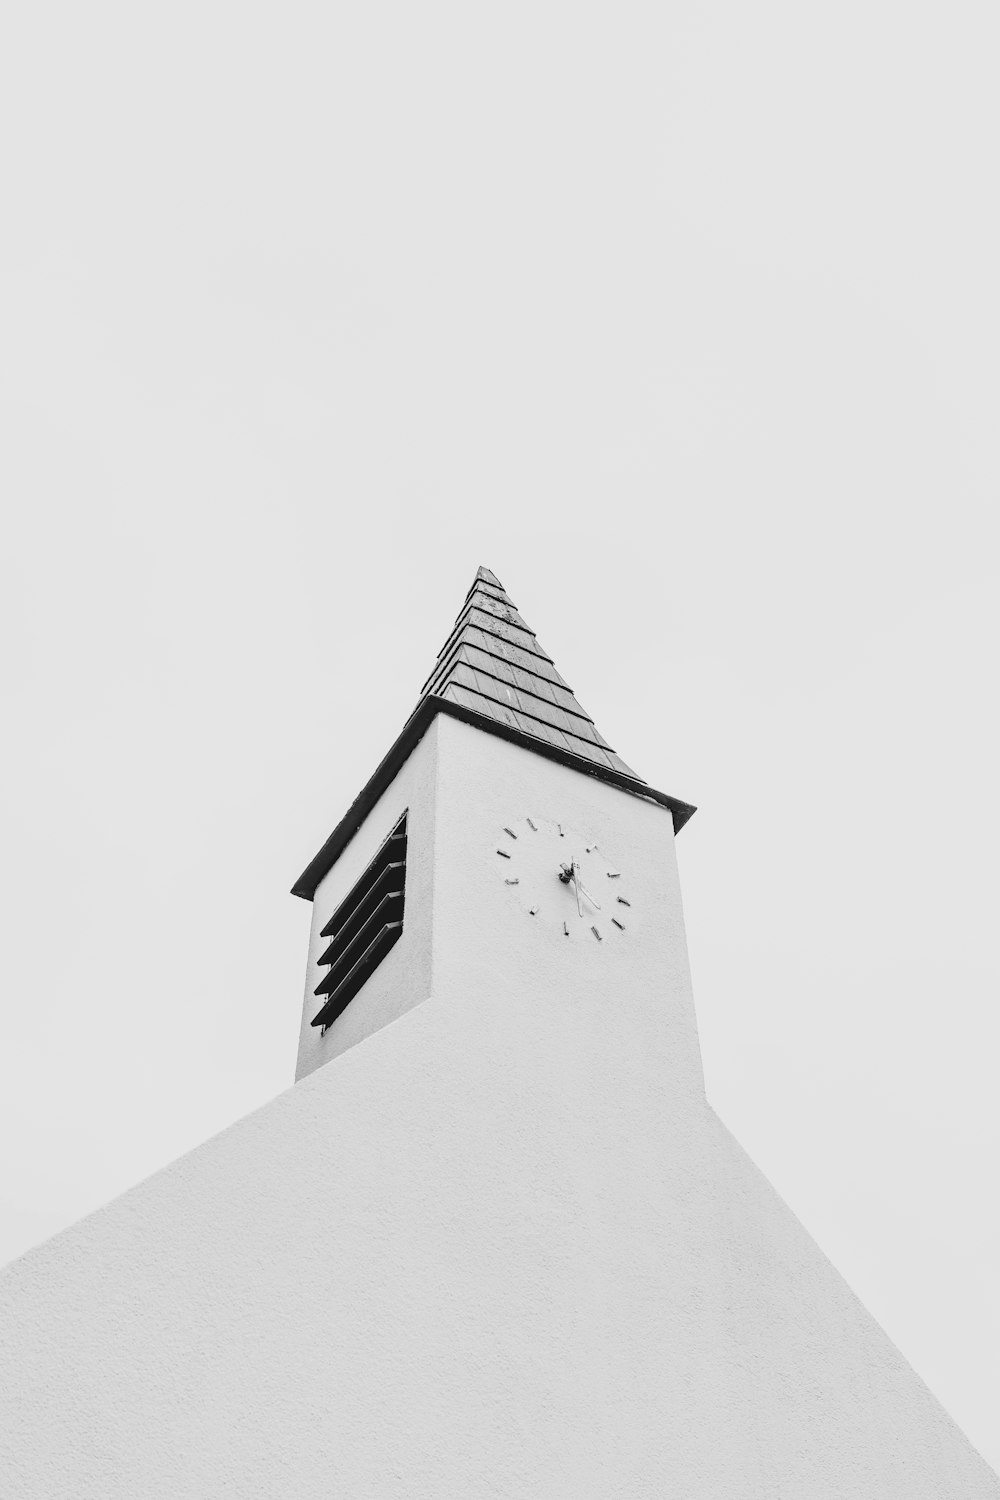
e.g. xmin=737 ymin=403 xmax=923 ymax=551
xmin=575 ymin=875 xmax=601 ymax=911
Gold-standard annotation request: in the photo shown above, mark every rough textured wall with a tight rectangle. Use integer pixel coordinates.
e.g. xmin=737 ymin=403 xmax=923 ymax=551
xmin=1 ymin=722 xmax=997 ymax=1498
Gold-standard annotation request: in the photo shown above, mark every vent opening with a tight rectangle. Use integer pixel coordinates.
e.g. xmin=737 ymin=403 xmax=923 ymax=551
xmin=311 ymin=813 xmax=407 ymax=1032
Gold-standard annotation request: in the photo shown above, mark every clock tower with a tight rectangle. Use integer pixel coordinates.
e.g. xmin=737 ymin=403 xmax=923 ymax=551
xmin=292 ymin=566 xmax=699 ymax=1085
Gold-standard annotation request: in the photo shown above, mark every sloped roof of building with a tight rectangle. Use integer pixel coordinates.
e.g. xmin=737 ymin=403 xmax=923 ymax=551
xmin=292 ymin=566 xmax=694 ymax=900
xmin=418 ymin=566 xmax=641 ymax=781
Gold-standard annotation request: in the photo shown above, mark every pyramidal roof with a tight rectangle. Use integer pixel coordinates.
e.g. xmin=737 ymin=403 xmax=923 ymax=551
xmin=292 ymin=566 xmax=695 ymax=899
xmin=418 ymin=566 xmax=641 ymax=781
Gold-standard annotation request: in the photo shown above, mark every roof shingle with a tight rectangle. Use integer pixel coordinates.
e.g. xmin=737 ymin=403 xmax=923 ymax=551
xmin=420 ymin=568 xmax=644 ymax=782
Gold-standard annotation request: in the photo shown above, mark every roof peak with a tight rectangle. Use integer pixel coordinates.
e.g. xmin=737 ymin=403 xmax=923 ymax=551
xmin=290 ymin=566 xmax=696 ymax=900
xmin=422 ymin=566 xmax=642 ymax=782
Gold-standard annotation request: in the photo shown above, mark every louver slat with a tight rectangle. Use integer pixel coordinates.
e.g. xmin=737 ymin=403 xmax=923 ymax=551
xmin=320 ymin=834 xmax=406 ymax=938
xmin=319 ymin=862 xmax=405 ymax=960
xmin=310 ymin=921 xmax=403 ymax=1030
xmin=314 ymin=888 xmax=404 ymax=994
xmin=311 ymin=813 xmax=407 ymax=1031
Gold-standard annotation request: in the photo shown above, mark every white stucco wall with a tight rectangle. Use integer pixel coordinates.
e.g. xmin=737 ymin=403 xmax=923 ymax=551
xmin=428 ymin=716 xmax=705 ymax=1106
xmin=1 ymin=718 xmax=997 ymax=1497
xmin=299 ymin=714 xmax=704 ymax=1096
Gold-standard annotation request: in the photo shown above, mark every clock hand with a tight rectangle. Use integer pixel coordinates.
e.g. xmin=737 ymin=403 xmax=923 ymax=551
xmin=558 ymin=859 xmax=585 ymax=918
xmin=575 ymin=876 xmax=601 ymax=911
xmin=572 ymin=858 xmax=583 ymax=917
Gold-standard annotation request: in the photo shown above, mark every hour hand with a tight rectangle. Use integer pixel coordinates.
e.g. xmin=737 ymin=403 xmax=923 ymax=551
xmin=558 ymin=859 xmax=584 ymax=917
xmin=575 ymin=876 xmax=601 ymax=911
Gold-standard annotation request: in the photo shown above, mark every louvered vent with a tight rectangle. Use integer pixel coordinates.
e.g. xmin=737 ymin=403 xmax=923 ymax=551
xmin=310 ymin=813 xmax=407 ymax=1032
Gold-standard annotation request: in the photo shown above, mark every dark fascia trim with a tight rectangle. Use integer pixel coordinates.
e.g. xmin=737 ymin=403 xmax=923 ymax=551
xmin=291 ymin=694 xmax=697 ymax=901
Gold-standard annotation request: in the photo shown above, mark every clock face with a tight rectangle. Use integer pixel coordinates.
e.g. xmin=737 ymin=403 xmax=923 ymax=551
xmin=494 ymin=816 xmax=632 ymax=941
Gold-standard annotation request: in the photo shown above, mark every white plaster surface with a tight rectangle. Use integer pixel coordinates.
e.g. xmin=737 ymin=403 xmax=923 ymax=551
xmin=1 ymin=718 xmax=996 ymax=1497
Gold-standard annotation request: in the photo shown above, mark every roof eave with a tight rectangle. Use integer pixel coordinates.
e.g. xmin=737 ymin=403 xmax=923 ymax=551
xmin=291 ymin=695 xmax=697 ymax=902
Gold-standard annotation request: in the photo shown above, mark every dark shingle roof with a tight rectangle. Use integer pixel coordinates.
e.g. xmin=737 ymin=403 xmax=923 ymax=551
xmin=418 ymin=566 xmax=642 ymax=781
xmin=292 ymin=566 xmax=694 ymax=899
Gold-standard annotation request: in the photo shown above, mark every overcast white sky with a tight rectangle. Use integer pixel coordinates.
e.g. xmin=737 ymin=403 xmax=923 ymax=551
xmin=2 ymin=0 xmax=999 ymax=1472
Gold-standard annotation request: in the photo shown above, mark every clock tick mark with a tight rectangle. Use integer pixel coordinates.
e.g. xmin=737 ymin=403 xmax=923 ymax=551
xmin=591 ymin=926 xmax=602 ymax=941
xmin=612 ymin=918 xmax=625 ymax=931
xmin=563 ymin=922 xmax=569 ymax=936
xmin=607 ymin=871 xmax=621 ymax=879
xmin=497 ymin=849 xmax=511 ymax=859
xmin=526 ymin=818 xmax=537 ymax=831
xmin=505 ymin=878 xmax=519 ymax=885
xmin=503 ymin=827 xmax=517 ymax=839
xmin=617 ymin=896 xmax=630 ymax=906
